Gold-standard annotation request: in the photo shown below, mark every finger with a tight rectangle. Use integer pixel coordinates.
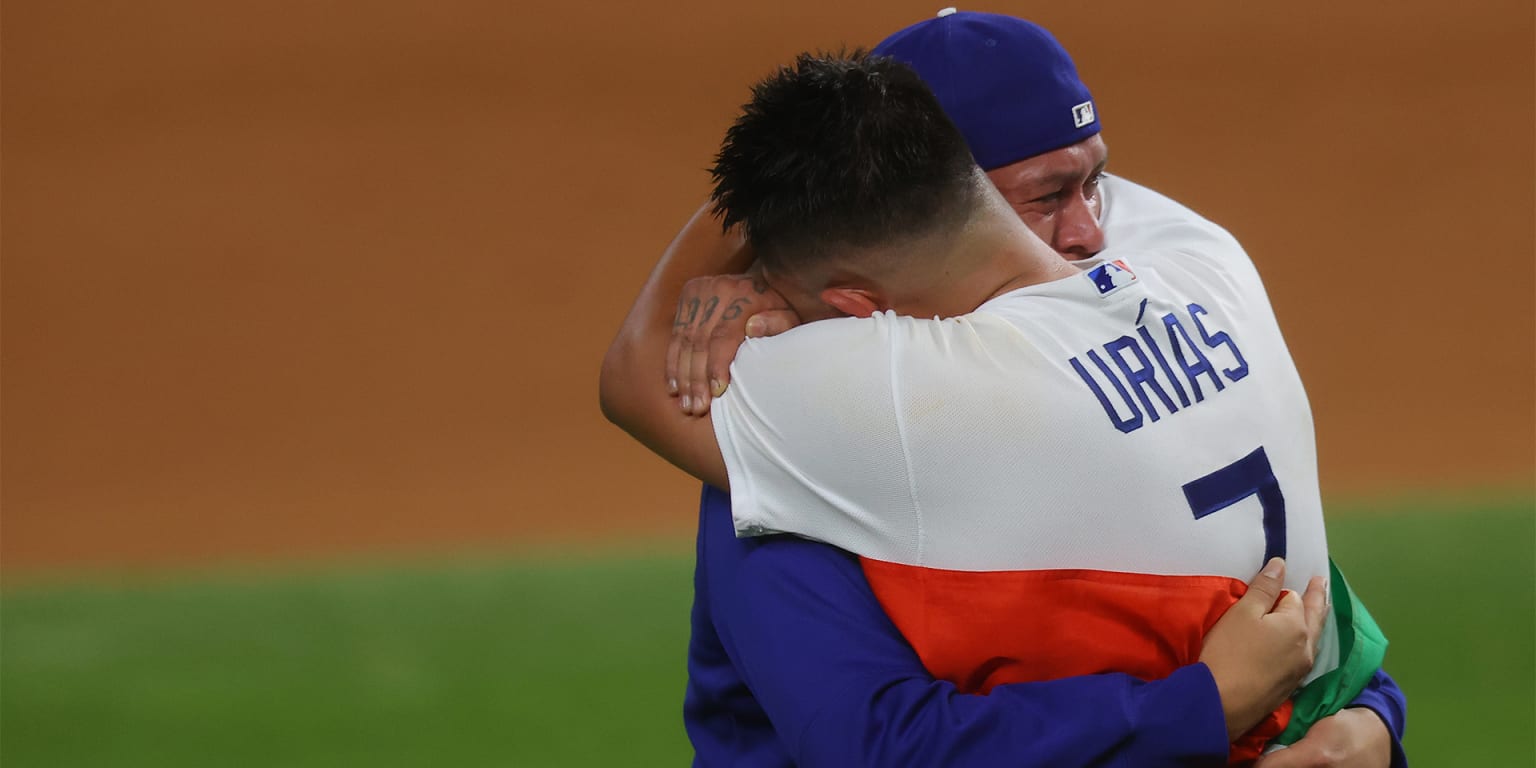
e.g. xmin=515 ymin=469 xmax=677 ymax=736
xmin=665 ymin=334 xmax=683 ymax=397
xmin=688 ymin=332 xmax=711 ymax=416
xmin=707 ymin=327 xmax=747 ymax=399
xmin=676 ymin=340 xmax=694 ymax=413
xmin=745 ymin=309 xmax=800 ymax=338
xmin=1302 ymin=575 xmax=1329 ymax=642
xmin=1235 ymin=557 xmax=1287 ymax=618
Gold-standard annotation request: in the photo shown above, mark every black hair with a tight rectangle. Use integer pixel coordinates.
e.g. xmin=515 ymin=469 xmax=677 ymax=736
xmin=709 ymin=49 xmax=981 ymax=268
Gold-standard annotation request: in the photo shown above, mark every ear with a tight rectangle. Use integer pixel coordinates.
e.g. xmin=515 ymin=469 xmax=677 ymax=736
xmin=819 ymin=286 xmax=886 ymax=318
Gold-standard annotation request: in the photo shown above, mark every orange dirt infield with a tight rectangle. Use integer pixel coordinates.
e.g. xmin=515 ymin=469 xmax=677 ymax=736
xmin=3 ymin=1 xmax=1532 ymax=572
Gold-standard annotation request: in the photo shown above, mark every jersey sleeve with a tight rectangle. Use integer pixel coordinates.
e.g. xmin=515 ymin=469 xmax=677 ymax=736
xmin=711 ymin=314 xmax=922 ymax=560
xmin=1099 ymin=175 xmax=1263 ymax=288
xmin=1348 ymin=668 xmax=1410 ymax=767
xmin=699 ymin=488 xmax=1231 ymax=767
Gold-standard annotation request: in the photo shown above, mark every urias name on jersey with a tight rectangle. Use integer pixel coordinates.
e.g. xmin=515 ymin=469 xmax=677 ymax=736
xmin=711 ymin=176 xmax=1385 ymax=763
xmin=1070 ymin=300 xmax=1248 ymax=434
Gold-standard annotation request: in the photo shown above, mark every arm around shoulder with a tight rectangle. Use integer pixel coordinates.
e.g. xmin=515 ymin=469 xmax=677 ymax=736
xmin=598 ymin=202 xmax=752 ymax=488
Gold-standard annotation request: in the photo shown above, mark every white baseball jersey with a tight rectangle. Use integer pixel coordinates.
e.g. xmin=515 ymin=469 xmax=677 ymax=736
xmin=710 ymin=176 xmax=1339 ymax=755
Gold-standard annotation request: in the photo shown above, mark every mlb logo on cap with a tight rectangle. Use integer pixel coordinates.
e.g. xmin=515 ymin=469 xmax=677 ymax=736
xmin=1087 ymin=259 xmax=1136 ymax=296
xmin=1072 ymin=101 xmax=1096 ymax=128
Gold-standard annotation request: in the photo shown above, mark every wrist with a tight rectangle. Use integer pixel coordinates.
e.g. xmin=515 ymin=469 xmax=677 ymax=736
xmin=1341 ymin=705 xmax=1392 ymax=750
xmin=1203 ymin=661 xmax=1256 ymax=742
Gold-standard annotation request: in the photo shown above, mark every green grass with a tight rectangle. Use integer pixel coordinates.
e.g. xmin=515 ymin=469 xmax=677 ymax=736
xmin=1323 ymin=495 xmax=1534 ymax=766
xmin=1 ymin=554 xmax=697 ymax=767
xmin=3 ymin=495 xmax=1532 ymax=766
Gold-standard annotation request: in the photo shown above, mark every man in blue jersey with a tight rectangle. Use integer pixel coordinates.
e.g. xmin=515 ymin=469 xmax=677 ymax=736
xmin=600 ymin=12 xmax=1406 ymax=767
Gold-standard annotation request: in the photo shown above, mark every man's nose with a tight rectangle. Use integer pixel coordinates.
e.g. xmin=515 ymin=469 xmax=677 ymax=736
xmin=1055 ymin=194 xmax=1106 ymax=259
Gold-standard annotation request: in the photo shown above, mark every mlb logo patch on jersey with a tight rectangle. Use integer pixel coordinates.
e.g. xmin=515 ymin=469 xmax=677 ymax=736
xmin=1087 ymin=259 xmax=1136 ymax=296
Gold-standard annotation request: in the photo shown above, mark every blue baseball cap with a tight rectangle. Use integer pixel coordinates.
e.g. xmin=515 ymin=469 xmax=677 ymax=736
xmin=873 ymin=9 xmax=1100 ymax=171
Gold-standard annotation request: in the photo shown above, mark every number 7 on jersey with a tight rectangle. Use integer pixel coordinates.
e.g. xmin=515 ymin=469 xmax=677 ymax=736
xmin=1182 ymin=446 xmax=1286 ymax=564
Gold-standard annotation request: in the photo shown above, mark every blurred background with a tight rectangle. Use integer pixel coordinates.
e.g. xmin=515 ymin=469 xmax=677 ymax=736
xmin=3 ymin=0 xmax=1532 ymax=765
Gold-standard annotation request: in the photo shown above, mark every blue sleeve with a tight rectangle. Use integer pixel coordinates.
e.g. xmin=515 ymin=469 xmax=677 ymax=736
xmin=702 ymin=490 xmax=1230 ymax=767
xmin=1347 ymin=668 xmax=1409 ymax=767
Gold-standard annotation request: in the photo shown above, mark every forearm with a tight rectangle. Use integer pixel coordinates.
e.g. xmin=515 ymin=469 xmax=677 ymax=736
xmin=789 ymin=666 xmax=1229 ymax=767
xmin=1347 ymin=668 xmax=1409 ymax=767
xmin=598 ymin=202 xmax=750 ymax=468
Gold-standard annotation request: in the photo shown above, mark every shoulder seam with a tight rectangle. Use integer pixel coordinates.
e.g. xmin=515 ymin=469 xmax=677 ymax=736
xmin=886 ymin=320 xmax=925 ymax=565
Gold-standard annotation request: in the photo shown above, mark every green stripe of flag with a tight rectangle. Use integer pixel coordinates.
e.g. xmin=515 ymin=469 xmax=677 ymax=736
xmin=1273 ymin=558 xmax=1390 ymax=745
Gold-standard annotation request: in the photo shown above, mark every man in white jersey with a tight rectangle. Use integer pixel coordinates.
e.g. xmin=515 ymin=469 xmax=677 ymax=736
xmin=602 ymin=15 xmax=1404 ymax=765
xmin=605 ymin=48 xmax=1385 ymax=763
